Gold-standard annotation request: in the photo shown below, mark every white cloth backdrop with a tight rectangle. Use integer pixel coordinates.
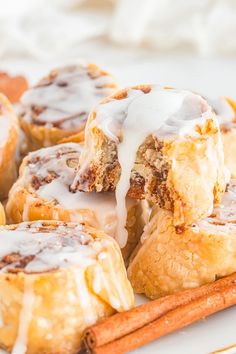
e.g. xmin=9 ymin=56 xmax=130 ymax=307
xmin=0 ymin=0 xmax=236 ymax=60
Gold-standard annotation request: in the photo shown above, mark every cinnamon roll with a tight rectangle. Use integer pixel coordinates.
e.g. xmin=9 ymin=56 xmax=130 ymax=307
xmin=6 ymin=143 xmax=144 ymax=260
xmin=72 ymin=85 xmax=228 ymax=247
xmin=0 ymin=71 xmax=28 ymax=103
xmin=0 ymin=93 xmax=19 ymax=200
xmin=19 ymin=63 xmax=118 ymax=151
xmin=128 ymin=179 xmax=236 ymax=299
xmin=210 ymin=96 xmax=236 ymax=178
xmin=0 ymin=220 xmax=133 ymax=354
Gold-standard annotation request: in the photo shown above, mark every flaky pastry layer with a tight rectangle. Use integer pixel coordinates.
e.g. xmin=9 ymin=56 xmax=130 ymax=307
xmin=128 ymin=180 xmax=236 ymax=299
xmin=20 ymin=63 xmax=118 ymax=151
xmin=0 ymin=220 xmax=134 ymax=354
xmin=75 ymin=85 xmax=228 ymax=226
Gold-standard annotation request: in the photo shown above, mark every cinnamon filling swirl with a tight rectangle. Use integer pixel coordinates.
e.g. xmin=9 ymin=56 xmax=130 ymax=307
xmin=20 ymin=64 xmax=117 ymax=131
xmin=25 ymin=143 xmax=80 ymax=191
xmin=0 ymin=221 xmax=99 ymax=274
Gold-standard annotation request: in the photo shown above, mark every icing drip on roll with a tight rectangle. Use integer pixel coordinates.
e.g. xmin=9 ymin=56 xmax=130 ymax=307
xmin=11 ymin=278 xmax=35 ymax=354
xmin=73 ymin=270 xmax=97 ymax=326
xmin=208 ymin=179 xmax=236 ymax=222
xmin=0 ymin=222 xmax=130 ymax=310
xmin=0 ymin=221 xmax=133 ymax=353
xmin=208 ymin=97 xmax=235 ymax=125
xmin=192 ymin=179 xmax=236 ymax=233
xmin=0 ymin=221 xmax=132 ymax=306
xmin=95 ymin=86 xmax=213 ymax=246
xmin=21 ymin=64 xmax=116 ymax=131
xmin=0 ymin=223 xmax=95 ymax=273
xmin=17 ymin=143 xmax=136 ymax=240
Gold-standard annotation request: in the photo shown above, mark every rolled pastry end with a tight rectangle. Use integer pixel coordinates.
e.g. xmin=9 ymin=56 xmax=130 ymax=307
xmin=75 ymin=85 xmax=228 ymax=227
xmin=128 ymin=180 xmax=236 ymax=299
xmin=6 ymin=143 xmax=145 ymax=261
xmin=19 ymin=63 xmax=118 ymax=151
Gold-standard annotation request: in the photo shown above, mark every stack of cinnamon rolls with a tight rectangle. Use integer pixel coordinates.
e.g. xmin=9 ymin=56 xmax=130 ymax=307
xmin=0 ymin=62 xmax=236 ymax=354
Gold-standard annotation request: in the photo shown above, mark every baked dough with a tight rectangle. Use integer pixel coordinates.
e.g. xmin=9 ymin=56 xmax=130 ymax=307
xmin=19 ymin=63 xmax=118 ymax=151
xmin=73 ymin=85 xmax=228 ymax=230
xmin=0 ymin=72 xmax=28 ymax=103
xmin=6 ymin=143 xmax=144 ymax=260
xmin=128 ymin=180 xmax=236 ymax=299
xmin=0 ymin=93 xmax=19 ymax=200
xmin=0 ymin=220 xmax=134 ymax=354
xmin=210 ymin=96 xmax=236 ymax=178
xmin=0 ymin=203 xmax=5 ymax=225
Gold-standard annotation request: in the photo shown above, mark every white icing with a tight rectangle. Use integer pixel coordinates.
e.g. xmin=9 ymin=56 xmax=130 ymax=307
xmin=0 ymin=223 xmax=98 ymax=273
xmin=21 ymin=64 xmax=116 ymax=131
xmin=94 ymin=86 xmax=213 ymax=246
xmin=208 ymin=97 xmax=235 ymax=125
xmin=196 ymin=179 xmax=236 ymax=233
xmin=91 ymin=263 xmax=122 ymax=310
xmin=22 ymin=195 xmax=32 ymax=222
xmin=95 ymin=87 xmax=212 ymax=141
xmin=0 ymin=221 xmax=133 ymax=353
xmin=0 ymin=221 xmax=132 ymax=333
xmin=12 ymin=277 xmax=35 ymax=354
xmin=105 ymin=252 xmax=130 ymax=310
xmin=17 ymin=143 xmax=136 ymax=243
xmin=73 ymin=270 xmax=97 ymax=325
xmin=210 ymin=180 xmax=236 ymax=222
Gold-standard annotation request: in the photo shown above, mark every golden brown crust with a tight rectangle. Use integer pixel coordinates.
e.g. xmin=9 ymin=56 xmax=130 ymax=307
xmin=6 ymin=144 xmax=144 ymax=261
xmin=225 ymin=97 xmax=236 ymax=119
xmin=221 ymin=123 xmax=236 ymax=178
xmin=19 ymin=63 xmax=118 ymax=152
xmin=58 ymin=130 xmax=85 ymax=144
xmin=6 ymin=143 xmax=96 ymax=225
xmin=0 ymin=202 xmax=5 ymax=225
xmin=75 ymin=85 xmax=227 ymax=226
xmin=0 ymin=270 xmax=114 ymax=354
xmin=128 ymin=180 xmax=236 ymax=299
xmin=19 ymin=119 xmax=74 ymax=152
xmin=0 ymin=220 xmax=134 ymax=354
xmin=0 ymin=93 xmax=18 ymax=200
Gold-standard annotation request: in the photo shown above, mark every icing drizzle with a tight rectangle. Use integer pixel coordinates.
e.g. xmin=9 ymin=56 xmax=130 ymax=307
xmin=20 ymin=64 xmax=116 ymax=131
xmin=93 ymin=86 xmax=215 ymax=246
xmin=0 ymin=221 xmax=133 ymax=354
xmin=13 ymin=143 xmax=136 ymax=241
xmin=11 ymin=278 xmax=35 ymax=354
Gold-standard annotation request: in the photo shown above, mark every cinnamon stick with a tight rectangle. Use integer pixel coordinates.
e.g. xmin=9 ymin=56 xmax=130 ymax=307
xmin=83 ymin=273 xmax=236 ymax=350
xmin=93 ymin=284 xmax=236 ymax=354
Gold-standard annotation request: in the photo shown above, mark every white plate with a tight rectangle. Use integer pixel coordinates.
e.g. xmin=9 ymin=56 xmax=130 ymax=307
xmin=131 ymin=295 xmax=236 ymax=354
xmin=0 ymin=306 xmax=236 ymax=354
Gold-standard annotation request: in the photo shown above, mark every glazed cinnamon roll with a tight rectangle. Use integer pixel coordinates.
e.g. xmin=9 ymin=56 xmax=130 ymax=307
xmin=210 ymin=96 xmax=236 ymax=178
xmin=128 ymin=180 xmax=236 ymax=299
xmin=0 ymin=93 xmax=19 ymax=200
xmin=6 ymin=143 xmax=144 ymax=260
xmin=19 ymin=63 xmax=118 ymax=151
xmin=0 ymin=220 xmax=134 ymax=354
xmin=72 ymin=85 xmax=228 ymax=247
